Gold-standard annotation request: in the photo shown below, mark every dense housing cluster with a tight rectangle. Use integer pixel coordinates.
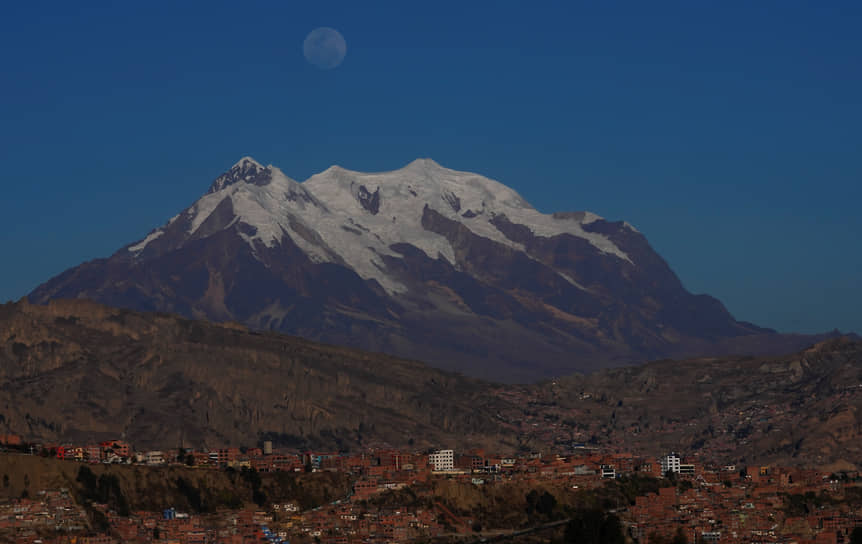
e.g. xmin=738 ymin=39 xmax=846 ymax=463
xmin=2 ymin=434 xmax=862 ymax=544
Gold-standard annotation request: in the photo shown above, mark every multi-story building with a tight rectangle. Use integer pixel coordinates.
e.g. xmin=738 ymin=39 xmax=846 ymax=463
xmin=660 ymin=453 xmax=682 ymax=476
xmin=85 ymin=444 xmax=103 ymax=462
xmin=428 ymin=449 xmax=454 ymax=472
xmin=99 ymin=439 xmax=131 ymax=459
xmin=216 ymin=447 xmax=240 ymax=466
xmin=145 ymin=451 xmax=166 ymax=465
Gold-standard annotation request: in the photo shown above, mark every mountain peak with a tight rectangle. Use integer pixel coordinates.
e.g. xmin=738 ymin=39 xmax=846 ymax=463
xmin=403 ymin=157 xmax=446 ymax=171
xmin=317 ymin=158 xmax=448 ymax=178
xmin=232 ymin=156 xmax=263 ymax=169
xmin=208 ymin=156 xmax=271 ymax=194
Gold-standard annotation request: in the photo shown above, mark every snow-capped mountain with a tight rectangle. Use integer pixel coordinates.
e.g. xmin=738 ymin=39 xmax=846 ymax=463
xmin=30 ymin=157 xmax=829 ymax=381
xmin=128 ymin=157 xmax=631 ymax=294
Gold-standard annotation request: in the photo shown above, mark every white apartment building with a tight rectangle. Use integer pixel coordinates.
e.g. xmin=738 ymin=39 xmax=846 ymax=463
xmin=428 ymin=449 xmax=454 ymax=472
xmin=660 ymin=452 xmax=681 ymax=475
xmin=145 ymin=450 xmax=166 ymax=465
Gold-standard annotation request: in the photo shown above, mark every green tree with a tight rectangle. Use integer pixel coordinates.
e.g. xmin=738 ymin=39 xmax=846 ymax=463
xmin=175 ymin=477 xmax=204 ymax=512
xmin=525 ymin=490 xmax=557 ymax=518
xmin=92 ymin=473 xmax=130 ymax=516
xmin=241 ymin=467 xmax=267 ymax=506
xmin=564 ymin=510 xmax=623 ymax=544
xmin=76 ymin=466 xmax=98 ymax=496
xmin=252 ymin=488 xmax=267 ymax=507
xmin=537 ymin=491 xmax=557 ymax=516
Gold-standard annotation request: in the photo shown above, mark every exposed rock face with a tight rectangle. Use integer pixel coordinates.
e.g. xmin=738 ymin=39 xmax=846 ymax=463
xmin=28 ymin=158 xmax=845 ymax=382
xmin=357 ymin=185 xmax=381 ymax=215
xmin=207 ymin=156 xmax=273 ymax=193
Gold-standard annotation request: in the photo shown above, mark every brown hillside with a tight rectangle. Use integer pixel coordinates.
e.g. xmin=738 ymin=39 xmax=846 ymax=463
xmin=0 ymin=453 xmax=350 ymax=513
xmin=0 ymin=298 xmax=516 ymax=451
xmin=2 ymin=299 xmax=861 ymax=467
xmin=520 ymin=337 xmax=862 ymax=466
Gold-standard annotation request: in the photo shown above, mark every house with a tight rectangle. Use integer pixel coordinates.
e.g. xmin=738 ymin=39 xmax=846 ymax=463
xmin=145 ymin=451 xmax=166 ymax=465
xmin=99 ymin=439 xmax=131 ymax=459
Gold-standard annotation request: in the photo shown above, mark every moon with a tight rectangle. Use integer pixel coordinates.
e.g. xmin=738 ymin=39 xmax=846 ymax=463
xmin=303 ymin=27 xmax=347 ymax=70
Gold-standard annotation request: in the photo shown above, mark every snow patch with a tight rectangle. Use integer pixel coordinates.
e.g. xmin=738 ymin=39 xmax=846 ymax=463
xmin=128 ymin=229 xmax=164 ymax=253
xmin=580 ymin=212 xmax=603 ymax=225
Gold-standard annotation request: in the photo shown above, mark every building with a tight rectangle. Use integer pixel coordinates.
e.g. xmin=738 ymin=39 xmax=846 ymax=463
xmin=428 ymin=450 xmax=454 ymax=472
xmin=660 ymin=453 xmax=682 ymax=476
xmin=145 ymin=451 xmax=166 ymax=465
xmin=99 ymin=439 xmax=131 ymax=459
xmin=0 ymin=434 xmax=22 ymax=446
xmin=85 ymin=444 xmax=103 ymax=462
xmin=216 ymin=447 xmax=240 ymax=466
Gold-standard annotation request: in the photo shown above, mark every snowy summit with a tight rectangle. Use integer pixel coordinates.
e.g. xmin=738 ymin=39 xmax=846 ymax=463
xmin=128 ymin=157 xmax=634 ymax=293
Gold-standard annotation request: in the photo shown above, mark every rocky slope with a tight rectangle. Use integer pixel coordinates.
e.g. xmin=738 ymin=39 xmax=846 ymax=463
xmin=0 ymin=298 xmax=515 ymax=451
xmin=28 ymin=157 xmax=838 ymax=382
xmin=1 ymin=300 xmax=861 ymax=466
xmin=515 ymin=337 xmax=862 ymax=468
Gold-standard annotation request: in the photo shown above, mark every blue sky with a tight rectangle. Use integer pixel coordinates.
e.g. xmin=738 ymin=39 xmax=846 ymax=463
xmin=1 ymin=1 xmax=860 ymax=334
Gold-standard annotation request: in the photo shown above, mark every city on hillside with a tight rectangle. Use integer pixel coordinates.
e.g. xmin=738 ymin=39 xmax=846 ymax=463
xmin=2 ymin=434 xmax=861 ymax=544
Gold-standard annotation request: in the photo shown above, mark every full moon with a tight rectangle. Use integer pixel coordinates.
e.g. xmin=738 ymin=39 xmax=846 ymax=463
xmin=303 ymin=27 xmax=347 ymax=70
